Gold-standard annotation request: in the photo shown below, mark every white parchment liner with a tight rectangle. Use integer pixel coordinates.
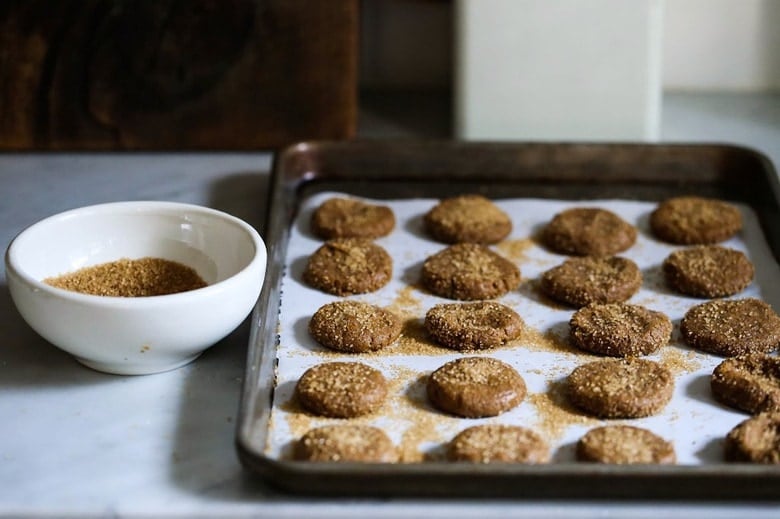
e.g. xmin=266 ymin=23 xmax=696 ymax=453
xmin=264 ymin=193 xmax=780 ymax=464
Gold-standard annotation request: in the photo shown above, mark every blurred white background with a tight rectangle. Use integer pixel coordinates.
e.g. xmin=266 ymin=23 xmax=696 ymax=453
xmin=360 ymin=0 xmax=780 ymax=92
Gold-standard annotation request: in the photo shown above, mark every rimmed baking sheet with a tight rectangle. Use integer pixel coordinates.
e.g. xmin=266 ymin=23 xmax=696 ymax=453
xmin=236 ymin=140 xmax=780 ymax=498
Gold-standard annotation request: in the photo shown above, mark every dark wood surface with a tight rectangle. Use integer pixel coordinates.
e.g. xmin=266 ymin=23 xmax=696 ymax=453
xmin=0 ymin=0 xmax=358 ymax=150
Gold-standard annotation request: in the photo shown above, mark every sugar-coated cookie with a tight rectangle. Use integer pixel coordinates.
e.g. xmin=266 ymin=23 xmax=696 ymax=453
xmin=424 ymin=301 xmax=523 ymax=351
xmin=567 ymin=358 xmax=674 ymax=418
xmin=303 ymin=238 xmax=392 ymax=295
xmin=724 ymin=413 xmax=780 ymax=463
xmin=577 ymin=425 xmax=676 ymax=464
xmin=311 ymin=197 xmax=395 ymax=239
xmin=540 ymin=256 xmax=642 ymax=308
xmin=294 ymin=424 xmax=398 ymax=462
xmin=663 ymin=245 xmax=754 ymax=298
xmin=569 ymin=303 xmax=672 ymax=357
xmin=421 ymin=243 xmax=521 ymax=300
xmin=295 ymin=362 xmax=388 ymax=418
xmin=650 ymin=196 xmax=742 ymax=245
xmin=711 ymin=354 xmax=780 ymax=414
xmin=424 ymin=194 xmax=512 ymax=244
xmin=427 ymin=357 xmax=526 ymax=418
xmin=542 ymin=207 xmax=636 ymax=256
xmin=448 ymin=424 xmax=549 ymax=463
xmin=681 ymin=298 xmax=780 ymax=357
xmin=309 ymin=301 xmax=402 ymax=353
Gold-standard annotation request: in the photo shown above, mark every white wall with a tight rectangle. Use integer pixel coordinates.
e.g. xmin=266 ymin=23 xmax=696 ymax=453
xmin=360 ymin=0 xmax=780 ymax=92
xmin=663 ymin=0 xmax=780 ymax=91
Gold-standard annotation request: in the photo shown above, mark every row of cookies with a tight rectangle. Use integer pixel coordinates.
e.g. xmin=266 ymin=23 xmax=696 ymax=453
xmin=305 ymin=299 xmax=780 ymax=417
xmin=291 ymin=357 xmax=679 ymax=464
xmin=302 ymin=234 xmax=757 ymax=306
xmin=291 ymin=351 xmax=780 ymax=463
xmin=302 ymin=230 xmax=777 ymax=363
xmin=309 ymin=193 xmax=743 ymax=248
xmin=295 ymin=422 xmax=677 ymax=465
xmin=305 ymin=195 xmax=757 ymax=304
xmin=294 ymin=413 xmax=780 ymax=464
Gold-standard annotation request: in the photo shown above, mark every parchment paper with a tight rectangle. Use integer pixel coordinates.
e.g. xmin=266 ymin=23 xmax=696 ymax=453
xmin=265 ymin=193 xmax=780 ymax=464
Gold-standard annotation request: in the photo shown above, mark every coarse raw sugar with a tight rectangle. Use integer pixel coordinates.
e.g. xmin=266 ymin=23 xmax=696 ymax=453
xmin=44 ymin=257 xmax=207 ymax=297
xmin=528 ymin=379 xmax=600 ymax=440
xmin=496 ymin=238 xmax=537 ymax=264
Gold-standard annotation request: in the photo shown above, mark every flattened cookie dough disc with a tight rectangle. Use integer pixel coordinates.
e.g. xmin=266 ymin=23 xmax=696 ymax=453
xmin=303 ymin=238 xmax=392 ymax=296
xmin=424 ymin=194 xmax=512 ymax=244
xmin=295 ymin=362 xmax=388 ymax=418
xmin=427 ymin=356 xmax=526 ymax=418
xmin=724 ymin=412 xmax=780 ymax=463
xmin=569 ymin=303 xmax=672 ymax=357
xmin=577 ymin=425 xmax=676 ymax=464
xmin=448 ymin=424 xmax=549 ymax=463
xmin=541 ymin=207 xmax=637 ymax=256
xmin=310 ymin=197 xmax=395 ymax=240
xmin=309 ymin=301 xmax=402 ymax=353
xmin=650 ymin=196 xmax=742 ymax=245
xmin=567 ymin=358 xmax=674 ymax=418
xmin=681 ymin=298 xmax=780 ymax=357
xmin=540 ymin=256 xmax=642 ymax=308
xmin=421 ymin=243 xmax=521 ymax=300
xmin=424 ymin=301 xmax=524 ymax=351
xmin=294 ymin=424 xmax=398 ymax=463
xmin=711 ymin=354 xmax=780 ymax=414
xmin=663 ymin=245 xmax=754 ymax=298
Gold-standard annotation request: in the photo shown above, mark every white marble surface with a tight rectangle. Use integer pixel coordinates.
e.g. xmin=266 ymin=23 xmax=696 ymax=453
xmin=1 ymin=94 xmax=779 ymax=518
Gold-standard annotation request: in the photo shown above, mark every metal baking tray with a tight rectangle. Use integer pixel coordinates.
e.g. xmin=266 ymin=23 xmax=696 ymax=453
xmin=236 ymin=140 xmax=780 ymax=499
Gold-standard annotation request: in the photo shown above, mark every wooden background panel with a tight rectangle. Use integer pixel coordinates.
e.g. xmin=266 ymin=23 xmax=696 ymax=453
xmin=0 ymin=0 xmax=358 ymax=150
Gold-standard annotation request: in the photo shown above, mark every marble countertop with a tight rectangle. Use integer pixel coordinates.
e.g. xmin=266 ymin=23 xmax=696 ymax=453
xmin=1 ymin=93 xmax=779 ymax=518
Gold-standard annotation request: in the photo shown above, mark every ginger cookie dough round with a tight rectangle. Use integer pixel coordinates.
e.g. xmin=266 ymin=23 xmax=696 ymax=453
xmin=423 ymin=194 xmax=512 ymax=244
xmin=680 ymin=298 xmax=780 ymax=357
xmin=541 ymin=207 xmax=637 ymax=256
xmin=448 ymin=424 xmax=549 ymax=463
xmin=294 ymin=424 xmax=398 ymax=463
xmin=569 ymin=303 xmax=672 ymax=357
xmin=576 ymin=425 xmax=676 ymax=464
xmin=567 ymin=358 xmax=674 ymax=418
xmin=310 ymin=197 xmax=395 ymax=240
xmin=540 ymin=256 xmax=642 ymax=308
xmin=724 ymin=412 xmax=780 ymax=463
xmin=711 ymin=354 xmax=780 ymax=414
xmin=295 ymin=362 xmax=388 ymax=418
xmin=309 ymin=300 xmax=402 ymax=353
xmin=427 ymin=356 xmax=526 ymax=418
xmin=650 ymin=196 xmax=742 ymax=245
xmin=303 ymin=238 xmax=392 ymax=296
xmin=663 ymin=245 xmax=754 ymax=298
xmin=420 ymin=243 xmax=521 ymax=300
xmin=424 ymin=301 xmax=523 ymax=351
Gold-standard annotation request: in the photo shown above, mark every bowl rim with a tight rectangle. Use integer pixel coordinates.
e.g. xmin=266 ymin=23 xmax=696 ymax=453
xmin=5 ymin=200 xmax=266 ymax=308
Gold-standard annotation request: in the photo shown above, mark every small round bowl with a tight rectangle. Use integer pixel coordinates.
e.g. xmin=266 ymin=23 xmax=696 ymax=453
xmin=5 ymin=201 xmax=266 ymax=375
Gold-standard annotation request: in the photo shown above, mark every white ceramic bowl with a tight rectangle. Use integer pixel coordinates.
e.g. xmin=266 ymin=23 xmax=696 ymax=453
xmin=5 ymin=201 xmax=266 ymax=375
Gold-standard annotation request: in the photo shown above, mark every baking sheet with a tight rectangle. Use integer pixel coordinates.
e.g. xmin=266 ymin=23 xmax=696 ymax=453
xmin=236 ymin=140 xmax=780 ymax=498
xmin=266 ymin=193 xmax=780 ymax=465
